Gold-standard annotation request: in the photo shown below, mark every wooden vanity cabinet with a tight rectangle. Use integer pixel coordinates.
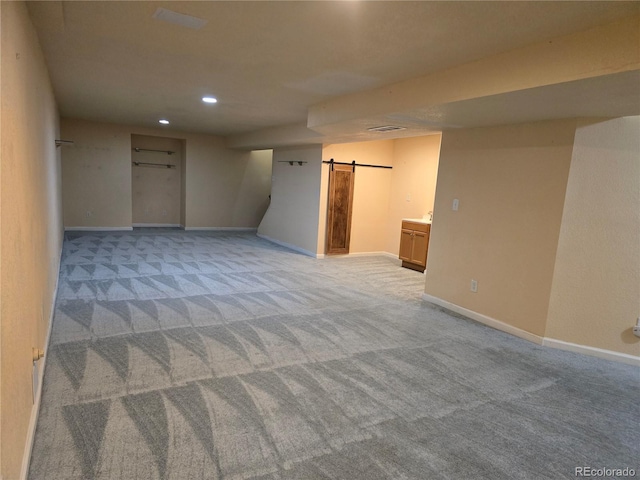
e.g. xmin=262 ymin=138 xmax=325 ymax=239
xmin=399 ymin=220 xmax=431 ymax=272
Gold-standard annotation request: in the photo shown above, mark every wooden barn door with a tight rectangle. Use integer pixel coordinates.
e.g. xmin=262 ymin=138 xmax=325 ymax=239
xmin=326 ymin=163 xmax=355 ymax=255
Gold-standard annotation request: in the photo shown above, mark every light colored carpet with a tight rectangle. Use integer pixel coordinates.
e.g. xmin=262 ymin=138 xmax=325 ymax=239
xmin=29 ymin=230 xmax=639 ymax=479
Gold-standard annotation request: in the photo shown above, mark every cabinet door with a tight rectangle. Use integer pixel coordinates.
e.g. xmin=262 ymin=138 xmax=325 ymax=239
xmin=399 ymin=229 xmax=413 ymax=261
xmin=411 ymin=231 xmax=429 ymax=266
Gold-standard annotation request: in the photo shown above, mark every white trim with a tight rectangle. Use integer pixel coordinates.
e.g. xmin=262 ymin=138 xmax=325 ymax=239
xmin=132 ymin=223 xmax=182 ymax=228
xmin=422 ymin=293 xmax=640 ymax=366
xmin=184 ymin=227 xmax=257 ymax=232
xmin=542 ymin=338 xmax=640 ymax=367
xmin=20 ymin=249 xmax=62 ymax=479
xmin=343 ymin=251 xmax=397 ymax=259
xmin=256 ymin=233 xmax=319 ymax=258
xmin=64 ymin=226 xmax=133 ymax=231
xmin=322 ymin=251 xmax=401 ymax=264
xmin=421 ymin=293 xmax=544 ymax=345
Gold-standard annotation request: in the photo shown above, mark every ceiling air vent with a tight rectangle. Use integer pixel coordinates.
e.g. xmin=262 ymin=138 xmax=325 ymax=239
xmin=152 ymin=8 xmax=208 ymax=30
xmin=367 ymin=125 xmax=407 ymax=133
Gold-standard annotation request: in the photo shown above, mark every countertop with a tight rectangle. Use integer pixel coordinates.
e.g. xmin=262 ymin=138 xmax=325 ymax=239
xmin=402 ymin=218 xmax=432 ymax=224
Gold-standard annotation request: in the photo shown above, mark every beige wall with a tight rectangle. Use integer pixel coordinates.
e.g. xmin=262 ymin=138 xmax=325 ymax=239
xmin=184 ymin=136 xmax=270 ymax=229
xmin=386 ymin=135 xmax=441 ymax=255
xmin=318 ymin=136 xmax=441 ymax=256
xmin=61 ymin=120 xmax=132 ymax=228
xmin=230 ymin=149 xmax=272 ymax=228
xmin=180 ymin=140 xmax=187 ymax=226
xmin=322 ymin=140 xmax=395 ymax=254
xmin=131 ymin=134 xmax=183 ymax=226
xmin=60 ymin=119 xmax=272 ymax=230
xmin=425 ymin=120 xmax=576 ymax=337
xmin=1 ymin=2 xmax=63 ymax=478
xmin=258 ymin=145 xmax=323 ymax=255
xmin=546 ymin=117 xmax=640 ymax=356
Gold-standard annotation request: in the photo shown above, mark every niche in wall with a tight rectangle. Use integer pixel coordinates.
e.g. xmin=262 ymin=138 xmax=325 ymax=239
xmin=131 ymin=134 xmax=185 ymax=227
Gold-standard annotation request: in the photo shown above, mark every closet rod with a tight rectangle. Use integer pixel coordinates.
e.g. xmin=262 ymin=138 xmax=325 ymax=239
xmin=323 ymin=159 xmax=392 ymax=170
xmin=133 ymin=147 xmax=175 ymax=155
xmin=132 ymin=161 xmax=176 ymax=169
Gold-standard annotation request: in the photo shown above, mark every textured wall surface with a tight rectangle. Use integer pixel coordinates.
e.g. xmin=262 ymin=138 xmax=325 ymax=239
xmin=425 ymin=120 xmax=576 ymax=336
xmin=319 ymin=136 xmax=441 ymax=256
xmin=322 ymin=140 xmax=395 ymax=254
xmin=1 ymin=2 xmax=63 ymax=478
xmin=258 ymin=145 xmax=324 ymax=255
xmin=61 ymin=120 xmax=133 ymax=228
xmin=386 ymin=135 xmax=441 ymax=255
xmin=61 ymin=119 xmax=272 ymax=230
xmin=131 ymin=135 xmax=183 ymax=226
xmin=546 ymin=117 xmax=640 ymax=356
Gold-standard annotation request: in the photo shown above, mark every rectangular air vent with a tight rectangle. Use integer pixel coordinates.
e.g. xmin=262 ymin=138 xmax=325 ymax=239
xmin=367 ymin=125 xmax=407 ymax=133
xmin=152 ymin=8 xmax=208 ymax=30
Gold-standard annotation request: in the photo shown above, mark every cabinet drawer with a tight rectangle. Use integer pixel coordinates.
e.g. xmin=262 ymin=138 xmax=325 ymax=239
xmin=401 ymin=221 xmax=430 ymax=233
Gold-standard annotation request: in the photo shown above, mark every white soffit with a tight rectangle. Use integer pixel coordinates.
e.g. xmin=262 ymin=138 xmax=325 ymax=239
xmin=152 ymin=8 xmax=208 ymax=30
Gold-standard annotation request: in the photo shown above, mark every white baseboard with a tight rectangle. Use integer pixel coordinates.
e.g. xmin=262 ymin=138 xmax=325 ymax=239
xmin=256 ymin=233 xmax=319 ymax=258
xmin=542 ymin=338 xmax=640 ymax=367
xmin=322 ymin=251 xmax=401 ymax=264
xmin=132 ymin=223 xmax=182 ymax=228
xmin=354 ymin=251 xmax=401 ymax=264
xmin=422 ymin=293 xmax=640 ymax=366
xmin=422 ymin=293 xmax=544 ymax=345
xmin=254 ymin=241 xmax=401 ymax=261
xmin=20 ymin=248 xmax=62 ymax=479
xmin=64 ymin=226 xmax=133 ymax=231
xmin=184 ymin=227 xmax=258 ymax=232
xmin=341 ymin=251 xmax=398 ymax=259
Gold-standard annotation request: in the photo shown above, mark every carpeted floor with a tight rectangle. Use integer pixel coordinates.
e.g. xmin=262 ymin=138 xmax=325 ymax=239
xmin=29 ymin=230 xmax=639 ymax=480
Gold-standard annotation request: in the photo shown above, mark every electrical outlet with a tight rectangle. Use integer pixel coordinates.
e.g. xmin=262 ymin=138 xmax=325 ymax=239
xmin=406 ymin=193 xmax=411 ymax=202
xmin=470 ymin=279 xmax=478 ymax=293
xmin=452 ymin=198 xmax=459 ymax=211
xmin=633 ymin=317 xmax=640 ymax=338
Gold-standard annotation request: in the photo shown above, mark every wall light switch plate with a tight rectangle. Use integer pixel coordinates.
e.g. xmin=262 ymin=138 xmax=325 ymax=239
xmin=452 ymin=199 xmax=459 ymax=211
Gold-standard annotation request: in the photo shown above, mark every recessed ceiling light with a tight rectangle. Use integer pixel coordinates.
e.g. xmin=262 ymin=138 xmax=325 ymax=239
xmin=202 ymin=96 xmax=217 ymax=104
xmin=159 ymin=119 xmax=170 ymax=125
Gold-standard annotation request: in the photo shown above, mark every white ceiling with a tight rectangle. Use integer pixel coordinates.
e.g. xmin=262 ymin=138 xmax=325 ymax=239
xmin=27 ymin=1 xmax=640 ymax=146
